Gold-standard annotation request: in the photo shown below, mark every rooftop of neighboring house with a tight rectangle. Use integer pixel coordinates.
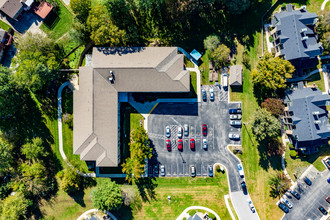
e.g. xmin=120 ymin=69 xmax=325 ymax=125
xmin=271 ymin=4 xmax=323 ymax=61
xmin=0 ymin=0 xmax=24 ymax=19
xmin=73 ymin=47 xmax=190 ymax=167
xmin=284 ymin=82 xmax=330 ymax=148
xmin=229 ymin=65 xmax=243 ymax=86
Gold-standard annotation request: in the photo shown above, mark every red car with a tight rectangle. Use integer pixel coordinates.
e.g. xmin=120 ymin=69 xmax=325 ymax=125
xmin=326 ymin=197 xmax=330 ymax=204
xmin=202 ymin=124 xmax=207 ymax=136
xmin=166 ymin=139 xmax=171 ymax=151
xmin=190 ymin=138 xmax=195 ymax=150
xmin=178 ymin=139 xmax=183 ymax=151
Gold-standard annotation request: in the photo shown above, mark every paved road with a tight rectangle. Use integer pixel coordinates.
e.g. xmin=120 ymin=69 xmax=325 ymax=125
xmin=282 ymin=167 xmax=330 ymax=220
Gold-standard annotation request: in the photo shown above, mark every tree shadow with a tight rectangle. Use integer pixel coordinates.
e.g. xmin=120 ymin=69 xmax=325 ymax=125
xmin=258 ymin=140 xmax=283 ymax=171
xmin=68 ymin=190 xmax=86 ymax=207
xmin=135 ymin=177 xmax=158 ymax=203
xmin=113 ymin=204 xmax=134 ymax=220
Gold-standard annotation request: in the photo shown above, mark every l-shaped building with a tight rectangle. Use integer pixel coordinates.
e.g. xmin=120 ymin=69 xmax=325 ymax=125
xmin=73 ymin=47 xmax=190 ymax=170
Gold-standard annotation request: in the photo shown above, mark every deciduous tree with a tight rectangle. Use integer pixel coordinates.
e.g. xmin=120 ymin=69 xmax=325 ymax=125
xmin=224 ymin=0 xmax=250 ymax=15
xmin=21 ymin=137 xmax=48 ymax=164
xmin=0 ymin=138 xmax=13 ymax=177
xmin=252 ymin=108 xmax=281 ymax=143
xmin=317 ymin=11 xmax=330 ymax=53
xmin=251 ymin=52 xmax=294 ymax=101
xmin=211 ymin=44 xmax=230 ymax=69
xmin=57 ymin=166 xmax=83 ymax=194
xmin=261 ymin=98 xmax=285 ymax=117
xmin=203 ymin=35 xmax=220 ymax=52
xmin=87 ymin=4 xmax=126 ymax=46
xmin=269 ymin=172 xmax=290 ymax=198
xmin=90 ymin=180 xmax=122 ymax=211
xmin=0 ymin=193 xmax=31 ymax=220
xmin=70 ymin=0 xmax=91 ymax=23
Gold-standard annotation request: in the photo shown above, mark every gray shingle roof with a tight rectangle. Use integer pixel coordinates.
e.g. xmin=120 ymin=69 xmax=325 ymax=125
xmin=73 ymin=47 xmax=190 ymax=167
xmin=0 ymin=0 xmax=23 ymax=19
xmin=284 ymin=83 xmax=330 ymax=146
xmin=229 ymin=65 xmax=243 ymax=86
xmin=272 ymin=5 xmax=322 ymax=61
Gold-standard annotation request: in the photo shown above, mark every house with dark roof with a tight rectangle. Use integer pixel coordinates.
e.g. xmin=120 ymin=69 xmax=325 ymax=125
xmin=284 ymin=82 xmax=330 ymax=154
xmin=270 ymin=4 xmax=323 ymax=78
xmin=229 ymin=65 xmax=243 ymax=87
xmin=73 ymin=47 xmax=190 ymax=169
xmin=0 ymin=0 xmax=33 ymax=20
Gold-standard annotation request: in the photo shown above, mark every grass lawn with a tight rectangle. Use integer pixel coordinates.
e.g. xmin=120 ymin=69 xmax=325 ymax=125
xmin=227 ymin=197 xmax=239 ymax=220
xmin=190 ymin=71 xmax=197 ymax=97
xmin=130 ymin=113 xmax=144 ymax=131
xmin=306 ymin=72 xmax=325 ymax=92
xmin=40 ymin=0 xmax=73 ymax=40
xmin=200 ymin=51 xmax=214 ymax=85
xmin=0 ymin=20 xmax=11 ymax=31
xmin=285 ymin=144 xmax=330 ymax=179
xmin=132 ymin=174 xmax=230 ymax=220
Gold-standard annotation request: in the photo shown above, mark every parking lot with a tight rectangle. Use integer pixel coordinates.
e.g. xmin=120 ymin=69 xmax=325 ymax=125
xmin=282 ymin=166 xmax=330 ymax=220
xmin=147 ymin=85 xmax=242 ymax=191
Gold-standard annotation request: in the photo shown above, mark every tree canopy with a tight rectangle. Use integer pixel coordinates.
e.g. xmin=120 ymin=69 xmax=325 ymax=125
xmin=70 ymin=0 xmax=91 ymax=23
xmin=58 ymin=166 xmax=83 ymax=194
xmin=87 ymin=4 xmax=126 ymax=46
xmin=211 ymin=44 xmax=230 ymax=69
xmin=21 ymin=137 xmax=48 ymax=164
xmin=225 ymin=0 xmax=250 ymax=15
xmin=252 ymin=108 xmax=281 ymax=143
xmin=317 ymin=11 xmax=330 ymax=54
xmin=0 ymin=138 xmax=13 ymax=177
xmin=204 ymin=35 xmax=220 ymax=52
xmin=90 ymin=179 xmax=122 ymax=211
xmin=12 ymin=32 xmax=60 ymax=92
xmin=251 ymin=52 xmax=294 ymax=101
xmin=0 ymin=193 xmax=31 ymax=220
xmin=261 ymin=98 xmax=285 ymax=117
xmin=122 ymin=126 xmax=152 ymax=183
xmin=268 ymin=172 xmax=290 ymax=198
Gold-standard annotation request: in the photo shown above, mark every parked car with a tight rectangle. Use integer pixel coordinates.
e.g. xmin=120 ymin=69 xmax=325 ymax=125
xmin=222 ymin=73 xmax=228 ymax=90
xmin=154 ymin=165 xmax=159 ymax=176
xmin=278 ymin=202 xmax=289 ymax=213
xmin=326 ymin=196 xmax=330 ymax=204
xmin=281 ymin=196 xmax=293 ymax=209
xmin=241 ymin=181 xmax=248 ymax=195
xmin=229 ymin=108 xmax=242 ymax=114
xmin=190 ymin=165 xmax=196 ymax=177
xmin=328 ymin=177 xmax=330 ymax=183
xmin=230 ymin=120 xmax=242 ymax=127
xmin=230 ymin=114 xmax=242 ymax=120
xmin=184 ymin=124 xmax=189 ymax=136
xmin=303 ymin=176 xmax=312 ymax=186
xmin=177 ymin=126 xmax=183 ymax=138
xmin=166 ymin=139 xmax=171 ymax=151
xmin=203 ymin=139 xmax=208 ymax=150
xmin=202 ymin=124 xmax=207 ymax=136
xmin=208 ymin=165 xmax=213 ymax=177
xmin=247 ymin=199 xmax=255 ymax=213
xmin=165 ymin=126 xmax=171 ymax=138
xmin=178 ymin=139 xmax=183 ymax=151
xmin=319 ymin=206 xmax=328 ymax=215
xmin=289 ymin=190 xmax=300 ymax=200
xmin=229 ymin=133 xmax=240 ymax=140
xmin=160 ymin=165 xmax=165 ymax=176
xmin=210 ymin=89 xmax=214 ymax=101
xmin=237 ymin=164 xmax=244 ymax=178
xmin=190 ymin=138 xmax=195 ymax=150
xmin=202 ymin=89 xmax=207 ymax=101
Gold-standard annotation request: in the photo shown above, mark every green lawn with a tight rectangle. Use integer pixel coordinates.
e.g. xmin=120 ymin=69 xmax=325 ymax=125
xmin=130 ymin=113 xmax=144 ymax=132
xmin=306 ymin=72 xmax=325 ymax=92
xmin=40 ymin=0 xmax=73 ymax=40
xmin=0 ymin=20 xmax=11 ymax=31
xmin=228 ymin=198 xmax=239 ymax=220
xmin=190 ymin=71 xmax=197 ymax=97
xmin=200 ymin=51 xmax=214 ymax=85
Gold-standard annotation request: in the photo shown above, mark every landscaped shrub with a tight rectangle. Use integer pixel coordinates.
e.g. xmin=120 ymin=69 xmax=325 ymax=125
xmin=215 ymin=165 xmax=221 ymax=172
xmin=242 ymin=51 xmax=250 ymax=69
xmin=208 ymin=213 xmax=216 ymax=220
xmin=288 ymin=142 xmax=294 ymax=150
xmin=269 ymin=35 xmax=274 ymax=42
xmin=290 ymin=150 xmax=297 ymax=158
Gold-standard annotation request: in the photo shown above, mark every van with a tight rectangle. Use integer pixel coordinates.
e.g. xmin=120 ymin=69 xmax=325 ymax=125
xmin=222 ymin=73 xmax=228 ymax=90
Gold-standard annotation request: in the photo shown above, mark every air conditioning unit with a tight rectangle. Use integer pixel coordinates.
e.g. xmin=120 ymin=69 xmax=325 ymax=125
xmin=301 ymin=5 xmax=307 ymax=10
xmin=300 ymin=28 xmax=307 ymax=33
xmin=302 ymin=36 xmax=308 ymax=41
xmin=312 ymin=111 xmax=320 ymax=115
xmin=314 ymin=120 xmax=321 ymax=124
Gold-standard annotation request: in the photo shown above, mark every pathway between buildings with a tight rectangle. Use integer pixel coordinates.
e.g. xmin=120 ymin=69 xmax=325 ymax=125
xmin=176 ymin=206 xmax=221 ymax=220
xmin=76 ymin=209 xmax=117 ymax=220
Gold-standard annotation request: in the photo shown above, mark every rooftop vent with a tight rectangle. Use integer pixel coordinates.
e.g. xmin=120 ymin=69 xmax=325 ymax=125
xmin=312 ymin=111 xmax=320 ymax=115
xmin=300 ymin=28 xmax=307 ymax=33
xmin=302 ymin=36 xmax=308 ymax=41
xmin=109 ymin=70 xmax=114 ymax=83
xmin=314 ymin=120 xmax=321 ymax=124
xmin=301 ymin=5 xmax=307 ymax=11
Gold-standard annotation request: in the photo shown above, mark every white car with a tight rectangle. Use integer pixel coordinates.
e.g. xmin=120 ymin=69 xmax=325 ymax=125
xmin=281 ymin=196 xmax=293 ymax=209
xmin=247 ymin=199 xmax=255 ymax=213
xmin=230 ymin=120 xmax=242 ymax=126
xmin=203 ymin=139 xmax=208 ymax=149
xmin=210 ymin=89 xmax=214 ymax=101
xmin=229 ymin=133 xmax=240 ymax=140
xmin=237 ymin=164 xmax=244 ymax=177
xmin=165 ymin=126 xmax=171 ymax=138
xmin=177 ymin=126 xmax=183 ymax=138
xmin=230 ymin=114 xmax=242 ymax=120
xmin=160 ymin=165 xmax=165 ymax=176
xmin=184 ymin=124 xmax=189 ymax=136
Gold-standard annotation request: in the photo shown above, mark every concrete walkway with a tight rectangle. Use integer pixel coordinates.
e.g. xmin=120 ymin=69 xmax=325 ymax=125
xmin=281 ymin=134 xmax=294 ymax=184
xmin=286 ymin=68 xmax=323 ymax=83
xmin=76 ymin=209 xmax=117 ymax=220
xmin=321 ymin=0 xmax=329 ymax=10
xmin=176 ymin=206 xmax=221 ymax=220
xmin=224 ymin=194 xmax=236 ymax=220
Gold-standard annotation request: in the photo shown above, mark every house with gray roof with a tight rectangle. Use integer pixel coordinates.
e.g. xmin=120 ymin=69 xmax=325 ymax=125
xmin=229 ymin=65 xmax=243 ymax=87
xmin=270 ymin=4 xmax=323 ymax=78
xmin=0 ymin=0 xmax=33 ymax=20
xmin=284 ymin=82 xmax=330 ymax=154
xmin=73 ymin=47 xmax=190 ymax=169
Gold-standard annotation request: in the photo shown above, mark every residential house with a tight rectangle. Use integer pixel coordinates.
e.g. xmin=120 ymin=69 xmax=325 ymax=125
xmin=270 ymin=4 xmax=323 ymax=78
xmin=284 ymin=82 xmax=330 ymax=154
xmin=73 ymin=47 xmax=190 ymax=171
xmin=0 ymin=28 xmax=12 ymax=62
xmin=229 ymin=65 xmax=243 ymax=88
xmin=0 ymin=0 xmax=34 ymax=20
